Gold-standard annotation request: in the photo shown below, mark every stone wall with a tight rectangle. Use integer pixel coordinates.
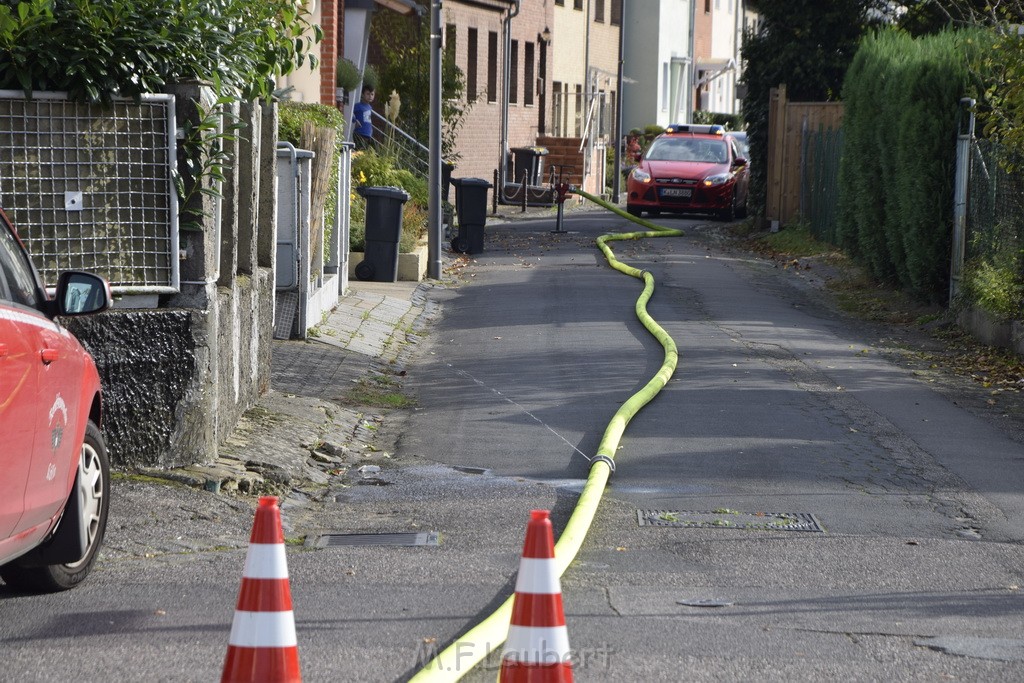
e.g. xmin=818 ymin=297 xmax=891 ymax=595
xmin=66 ymin=89 xmax=277 ymax=469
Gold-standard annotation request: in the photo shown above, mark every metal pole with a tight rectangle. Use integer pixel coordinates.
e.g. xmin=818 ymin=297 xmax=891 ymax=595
xmin=428 ymin=0 xmax=443 ymax=279
xmin=950 ymin=97 xmax=975 ymax=304
xmin=611 ymin=0 xmax=625 ymax=204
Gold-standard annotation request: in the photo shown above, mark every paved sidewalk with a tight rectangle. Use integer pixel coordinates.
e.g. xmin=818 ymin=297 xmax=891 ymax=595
xmin=150 ymin=280 xmax=436 ymax=495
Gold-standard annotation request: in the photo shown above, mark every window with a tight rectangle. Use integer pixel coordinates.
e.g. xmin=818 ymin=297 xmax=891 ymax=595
xmin=467 ymin=28 xmax=478 ymax=102
xmin=552 ymin=81 xmax=563 ymax=135
xmin=524 ymin=42 xmax=535 ymax=106
xmin=509 ymin=40 xmax=519 ymax=104
xmin=595 ymin=0 xmax=604 ymax=22
xmin=574 ymin=83 xmax=582 ymax=137
xmin=573 ymin=0 xmax=582 ymax=10
xmin=0 ymin=224 xmax=41 ymax=307
xmin=610 ymin=0 xmax=622 ymax=25
xmin=487 ymin=31 xmax=498 ymax=103
xmin=555 ymin=0 xmax=563 ymax=5
xmin=705 ymin=0 xmax=710 ymax=13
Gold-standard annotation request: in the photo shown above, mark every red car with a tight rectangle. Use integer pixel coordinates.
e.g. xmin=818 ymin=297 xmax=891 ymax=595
xmin=0 ymin=206 xmax=111 ymax=592
xmin=626 ymin=124 xmax=749 ymax=221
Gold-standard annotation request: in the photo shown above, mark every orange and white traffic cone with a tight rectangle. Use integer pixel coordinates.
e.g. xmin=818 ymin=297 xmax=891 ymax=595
xmin=499 ymin=510 xmax=573 ymax=683
xmin=222 ymin=496 xmax=301 ymax=683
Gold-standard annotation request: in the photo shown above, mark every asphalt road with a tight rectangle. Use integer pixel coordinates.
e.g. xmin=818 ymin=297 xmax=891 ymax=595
xmin=2 ymin=210 xmax=1023 ymax=682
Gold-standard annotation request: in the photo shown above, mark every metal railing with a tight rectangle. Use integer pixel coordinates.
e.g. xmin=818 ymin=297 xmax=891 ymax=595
xmin=367 ymin=110 xmax=429 ymax=176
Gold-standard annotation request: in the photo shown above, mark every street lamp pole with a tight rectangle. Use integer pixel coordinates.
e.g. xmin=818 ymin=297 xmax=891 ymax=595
xmin=428 ymin=0 xmax=443 ymax=279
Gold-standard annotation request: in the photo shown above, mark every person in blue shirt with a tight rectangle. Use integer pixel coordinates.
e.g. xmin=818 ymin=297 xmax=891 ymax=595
xmin=352 ymin=85 xmax=376 ymax=149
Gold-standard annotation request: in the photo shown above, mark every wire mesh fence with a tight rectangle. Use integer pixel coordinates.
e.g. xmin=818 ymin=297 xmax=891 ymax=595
xmin=966 ymin=139 xmax=1024 ymax=266
xmin=963 ymin=138 xmax=1024 ymax=315
xmin=0 ymin=91 xmax=178 ymax=292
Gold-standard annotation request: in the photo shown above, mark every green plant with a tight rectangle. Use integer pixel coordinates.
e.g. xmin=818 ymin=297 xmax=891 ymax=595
xmin=279 ymin=102 xmax=346 ymax=266
xmin=362 ymin=63 xmax=379 ymax=92
xmin=175 ymin=88 xmax=245 ymax=232
xmin=336 ymin=58 xmax=361 ymax=92
xmin=0 ymin=0 xmax=321 ymax=102
xmin=760 ymin=222 xmax=835 ymax=257
xmin=960 ymin=260 xmax=1024 ymax=319
xmin=741 ymin=1 xmax=887 ymax=216
xmin=349 ymin=148 xmax=428 ymax=252
xmin=837 ymin=27 xmax=986 ymax=301
xmin=370 ymin=11 xmax=471 ymax=163
xmin=691 ymin=111 xmax=744 ymax=130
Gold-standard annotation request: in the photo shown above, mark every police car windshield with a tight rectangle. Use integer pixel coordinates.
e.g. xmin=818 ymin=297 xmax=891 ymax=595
xmin=647 ymin=137 xmax=727 ymax=164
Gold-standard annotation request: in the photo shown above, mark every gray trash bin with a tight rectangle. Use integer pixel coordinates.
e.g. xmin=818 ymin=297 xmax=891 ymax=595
xmin=355 ymin=186 xmax=410 ymax=282
xmin=451 ymin=177 xmax=492 ymax=254
xmin=510 ymin=146 xmax=549 ymax=185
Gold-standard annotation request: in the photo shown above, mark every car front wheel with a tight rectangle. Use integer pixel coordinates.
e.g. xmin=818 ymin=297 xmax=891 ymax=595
xmin=718 ymin=190 xmax=737 ymax=222
xmin=0 ymin=421 xmax=110 ymax=592
xmin=626 ymin=204 xmax=642 ymax=217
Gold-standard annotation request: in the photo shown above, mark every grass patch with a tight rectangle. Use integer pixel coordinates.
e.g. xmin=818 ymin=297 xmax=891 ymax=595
xmin=757 ymin=223 xmax=835 ymax=258
xmin=343 ymin=375 xmax=416 ymax=409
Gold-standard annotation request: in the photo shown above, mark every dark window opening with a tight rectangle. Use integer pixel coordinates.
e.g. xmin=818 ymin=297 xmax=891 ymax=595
xmin=524 ymin=42 xmax=535 ymax=106
xmin=467 ymin=28 xmax=478 ymax=102
xmin=509 ymin=40 xmax=519 ymax=104
xmin=595 ymin=0 xmax=605 ymax=22
xmin=487 ymin=31 xmax=498 ymax=103
xmin=611 ymin=0 xmax=622 ymax=25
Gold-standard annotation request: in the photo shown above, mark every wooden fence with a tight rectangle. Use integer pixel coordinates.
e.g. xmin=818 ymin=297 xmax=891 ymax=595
xmin=766 ymin=84 xmax=844 ymax=227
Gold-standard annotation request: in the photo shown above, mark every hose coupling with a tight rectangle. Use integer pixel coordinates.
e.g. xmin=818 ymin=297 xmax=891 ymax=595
xmin=590 ymin=454 xmax=616 ymax=474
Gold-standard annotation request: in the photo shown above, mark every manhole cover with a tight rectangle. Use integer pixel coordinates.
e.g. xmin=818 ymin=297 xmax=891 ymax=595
xmin=308 ymin=531 xmax=440 ymax=548
xmin=637 ymin=509 xmax=824 ymax=532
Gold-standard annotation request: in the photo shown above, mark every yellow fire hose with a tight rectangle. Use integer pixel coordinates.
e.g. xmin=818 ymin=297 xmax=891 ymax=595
xmin=409 ymin=189 xmax=682 ymax=682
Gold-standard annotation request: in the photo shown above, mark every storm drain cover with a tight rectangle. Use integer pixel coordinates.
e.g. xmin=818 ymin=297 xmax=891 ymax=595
xmin=637 ymin=509 xmax=824 ymax=532
xmin=308 ymin=531 xmax=440 ymax=548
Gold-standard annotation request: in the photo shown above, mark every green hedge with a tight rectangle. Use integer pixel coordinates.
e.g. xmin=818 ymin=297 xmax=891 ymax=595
xmin=837 ymin=28 xmax=985 ymax=301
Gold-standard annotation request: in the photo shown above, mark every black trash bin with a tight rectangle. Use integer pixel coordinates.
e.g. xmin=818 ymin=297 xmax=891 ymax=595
xmin=355 ymin=185 xmax=410 ymax=282
xmin=509 ymin=146 xmax=549 ymax=185
xmin=451 ymin=177 xmax=492 ymax=254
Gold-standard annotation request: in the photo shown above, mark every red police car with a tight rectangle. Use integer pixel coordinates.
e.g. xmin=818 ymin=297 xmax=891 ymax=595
xmin=626 ymin=124 xmax=749 ymax=221
xmin=0 ymin=206 xmax=111 ymax=592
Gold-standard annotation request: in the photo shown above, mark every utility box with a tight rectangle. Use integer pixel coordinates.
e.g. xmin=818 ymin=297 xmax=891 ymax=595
xmin=451 ymin=177 xmax=492 ymax=254
xmin=510 ymin=146 xmax=549 ymax=185
xmin=354 ymin=186 xmax=410 ymax=282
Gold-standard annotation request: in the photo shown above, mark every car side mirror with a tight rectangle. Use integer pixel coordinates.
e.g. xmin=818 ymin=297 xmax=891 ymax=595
xmin=54 ymin=271 xmax=112 ymax=316
xmin=733 ymin=157 xmax=748 ymax=167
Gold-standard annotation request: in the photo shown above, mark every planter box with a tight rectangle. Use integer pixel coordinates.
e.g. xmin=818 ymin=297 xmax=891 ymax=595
xmin=348 ymin=242 xmax=428 ymax=282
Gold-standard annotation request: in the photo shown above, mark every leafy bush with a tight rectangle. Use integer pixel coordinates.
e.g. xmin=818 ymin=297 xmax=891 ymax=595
xmin=960 ymin=260 xmax=1023 ymax=319
xmin=691 ymin=111 xmax=744 ymax=131
xmin=336 ymin=58 xmax=362 ymax=92
xmin=0 ymin=0 xmax=320 ymax=101
xmin=350 ymin=149 xmax=428 ymax=253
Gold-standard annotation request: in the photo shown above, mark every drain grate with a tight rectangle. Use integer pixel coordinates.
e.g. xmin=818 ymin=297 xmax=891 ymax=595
xmin=274 ymin=291 xmax=299 ymax=340
xmin=637 ymin=509 xmax=824 ymax=532
xmin=308 ymin=531 xmax=440 ymax=548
